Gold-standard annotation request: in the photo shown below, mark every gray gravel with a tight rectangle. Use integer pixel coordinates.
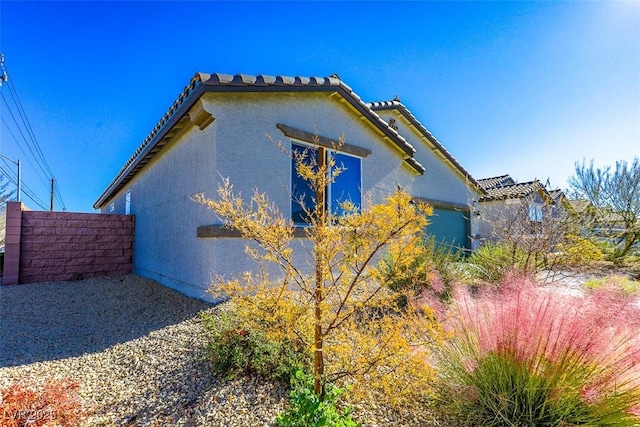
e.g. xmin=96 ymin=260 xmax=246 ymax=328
xmin=0 ymin=275 xmax=289 ymax=426
xmin=0 ymin=274 xmax=433 ymax=426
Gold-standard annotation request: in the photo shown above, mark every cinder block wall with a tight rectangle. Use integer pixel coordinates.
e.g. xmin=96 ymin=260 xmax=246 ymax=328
xmin=2 ymin=202 xmax=134 ymax=285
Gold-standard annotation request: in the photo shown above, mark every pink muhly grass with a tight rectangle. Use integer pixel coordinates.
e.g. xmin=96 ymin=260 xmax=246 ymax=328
xmin=586 ymin=279 xmax=640 ymax=329
xmin=435 ymin=274 xmax=640 ymax=425
xmin=427 ymin=269 xmax=445 ymax=295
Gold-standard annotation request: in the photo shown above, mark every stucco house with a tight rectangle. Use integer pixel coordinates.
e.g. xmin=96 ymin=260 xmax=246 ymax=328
xmin=476 ymin=175 xmax=556 ymax=244
xmin=94 ymin=72 xmax=482 ymax=300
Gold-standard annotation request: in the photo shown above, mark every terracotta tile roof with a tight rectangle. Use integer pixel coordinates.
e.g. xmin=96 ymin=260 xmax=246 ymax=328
xmin=94 ymin=73 xmax=427 ymax=209
xmin=368 ymin=100 xmax=484 ymax=193
xmin=479 ymin=180 xmax=550 ymax=202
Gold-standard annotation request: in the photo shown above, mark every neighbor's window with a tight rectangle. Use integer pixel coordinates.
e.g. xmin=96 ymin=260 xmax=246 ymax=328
xmin=529 ymin=205 xmax=543 ymax=222
xmin=528 ymin=204 xmax=543 ymax=234
xmin=125 ymin=190 xmax=131 ymax=215
xmin=291 ymin=142 xmax=362 ymax=224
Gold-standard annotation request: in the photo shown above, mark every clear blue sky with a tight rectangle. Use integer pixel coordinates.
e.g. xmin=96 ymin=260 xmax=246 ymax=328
xmin=0 ymin=1 xmax=638 ymax=212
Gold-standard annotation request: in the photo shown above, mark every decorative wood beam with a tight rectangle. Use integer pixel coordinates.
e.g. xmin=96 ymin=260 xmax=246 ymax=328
xmin=276 ymin=124 xmax=371 ymax=158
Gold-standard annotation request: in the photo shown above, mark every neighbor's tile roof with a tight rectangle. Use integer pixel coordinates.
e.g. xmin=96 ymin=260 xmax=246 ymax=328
xmin=477 ymin=175 xmax=515 ymax=190
xmin=368 ymin=99 xmax=484 ymax=193
xmin=479 ymin=180 xmax=548 ymax=201
xmin=94 ymin=73 xmax=427 ymax=209
xmin=548 ymin=189 xmax=566 ymax=200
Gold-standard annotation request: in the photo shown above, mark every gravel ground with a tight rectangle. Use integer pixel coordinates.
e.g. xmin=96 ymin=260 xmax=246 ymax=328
xmin=0 ymin=275 xmax=431 ymax=426
xmin=0 ymin=275 xmax=289 ymax=426
xmin=5 ymin=272 xmax=634 ymax=425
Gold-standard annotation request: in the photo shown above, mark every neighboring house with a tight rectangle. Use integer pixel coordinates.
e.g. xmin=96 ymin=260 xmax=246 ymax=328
xmin=94 ymin=72 xmax=481 ymax=300
xmin=566 ymin=199 xmax=627 ymax=239
xmin=476 ymin=175 xmax=555 ymax=244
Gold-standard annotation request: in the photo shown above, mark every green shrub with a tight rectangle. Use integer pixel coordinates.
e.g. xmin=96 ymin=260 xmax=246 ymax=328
xmin=584 ymin=274 xmax=640 ymax=296
xmin=555 ymin=234 xmax=605 ymax=267
xmin=381 ymin=235 xmax=462 ymax=301
xmin=201 ymin=310 xmax=309 ymax=383
xmin=465 ymin=242 xmax=527 ymax=284
xmin=277 ymin=370 xmax=361 ymax=427
xmin=596 ymin=239 xmax=623 ymax=262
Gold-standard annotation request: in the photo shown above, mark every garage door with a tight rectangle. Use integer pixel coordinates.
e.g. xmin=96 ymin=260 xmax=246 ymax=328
xmin=426 ymin=207 xmax=471 ymax=254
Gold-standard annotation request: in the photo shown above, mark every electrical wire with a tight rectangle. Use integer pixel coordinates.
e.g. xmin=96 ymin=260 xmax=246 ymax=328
xmin=0 ymin=59 xmax=67 ymax=211
xmin=0 ymin=113 xmax=58 ymax=210
xmin=0 ymin=163 xmax=48 ymax=210
xmin=0 ymin=161 xmax=48 ymax=209
xmin=4 ymin=68 xmax=54 ymax=179
xmin=0 ymin=91 xmax=52 ymax=185
xmin=1 ymin=115 xmax=51 ymax=189
xmin=0 ymin=159 xmax=46 ymax=208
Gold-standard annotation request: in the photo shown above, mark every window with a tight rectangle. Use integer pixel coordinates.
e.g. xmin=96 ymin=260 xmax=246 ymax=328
xmin=529 ymin=205 xmax=543 ymax=222
xmin=528 ymin=204 xmax=543 ymax=234
xmin=291 ymin=142 xmax=362 ymax=224
xmin=125 ymin=190 xmax=131 ymax=215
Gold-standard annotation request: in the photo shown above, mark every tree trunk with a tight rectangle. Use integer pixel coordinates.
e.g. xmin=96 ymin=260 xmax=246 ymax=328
xmin=314 ymin=263 xmax=324 ymax=396
xmin=615 ymin=231 xmax=638 ymax=262
xmin=313 ymin=147 xmax=327 ymax=397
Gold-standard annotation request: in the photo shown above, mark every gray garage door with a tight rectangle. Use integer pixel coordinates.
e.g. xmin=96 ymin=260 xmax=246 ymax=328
xmin=427 ymin=207 xmax=471 ymax=254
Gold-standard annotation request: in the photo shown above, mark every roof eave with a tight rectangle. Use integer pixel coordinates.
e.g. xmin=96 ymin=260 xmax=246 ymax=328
xmin=93 ymin=81 xmax=207 ymax=209
xmin=369 ymin=100 xmax=485 ymax=194
xmin=95 ymin=73 xmax=425 ymax=208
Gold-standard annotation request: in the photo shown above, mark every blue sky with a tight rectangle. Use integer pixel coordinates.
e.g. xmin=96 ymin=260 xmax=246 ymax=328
xmin=0 ymin=1 xmax=638 ymax=212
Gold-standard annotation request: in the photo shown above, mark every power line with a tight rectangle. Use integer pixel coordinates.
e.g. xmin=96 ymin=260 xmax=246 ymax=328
xmin=0 ymin=163 xmax=47 ymax=210
xmin=0 ymin=163 xmax=46 ymax=210
xmin=4 ymin=67 xmax=54 ymax=178
xmin=0 ymin=159 xmax=40 ymax=206
xmin=0 ymin=85 xmax=52 ymax=186
xmin=1 ymin=113 xmax=66 ymax=211
xmin=1 ymin=115 xmax=51 ymax=189
xmin=0 ymin=101 xmax=59 ymax=210
xmin=0 ymin=55 xmax=67 ymax=211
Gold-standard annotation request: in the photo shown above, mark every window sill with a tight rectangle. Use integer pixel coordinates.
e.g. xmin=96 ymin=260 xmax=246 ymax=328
xmin=197 ymin=224 xmax=309 ymax=238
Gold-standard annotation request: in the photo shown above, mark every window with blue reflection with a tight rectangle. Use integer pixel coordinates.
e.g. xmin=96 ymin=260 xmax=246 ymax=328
xmin=291 ymin=143 xmax=318 ymax=224
xmin=331 ymin=152 xmax=361 ymax=216
xmin=291 ymin=142 xmax=362 ymax=225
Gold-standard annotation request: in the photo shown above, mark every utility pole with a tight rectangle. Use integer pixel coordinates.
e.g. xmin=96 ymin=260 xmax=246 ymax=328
xmin=50 ymin=178 xmax=54 ymax=211
xmin=17 ymin=159 xmax=21 ymax=203
xmin=0 ymin=154 xmax=21 ymax=202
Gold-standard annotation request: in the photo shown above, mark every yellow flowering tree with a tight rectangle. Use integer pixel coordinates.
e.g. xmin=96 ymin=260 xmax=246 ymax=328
xmin=194 ymin=136 xmax=442 ymax=406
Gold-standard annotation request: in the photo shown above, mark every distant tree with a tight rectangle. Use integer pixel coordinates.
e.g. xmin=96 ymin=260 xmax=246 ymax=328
xmin=568 ymin=157 xmax=640 ymax=260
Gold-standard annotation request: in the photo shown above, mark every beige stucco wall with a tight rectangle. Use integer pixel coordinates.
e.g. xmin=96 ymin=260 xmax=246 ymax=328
xmin=375 ymin=109 xmax=481 ymax=248
xmin=104 ymin=92 xmax=423 ymax=300
xmin=477 ymin=196 xmax=546 ymax=245
xmin=374 ymin=110 xmax=478 ymax=206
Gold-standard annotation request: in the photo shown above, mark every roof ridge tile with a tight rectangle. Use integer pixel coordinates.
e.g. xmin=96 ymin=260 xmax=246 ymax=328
xmin=275 ymin=75 xmax=295 ymax=85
